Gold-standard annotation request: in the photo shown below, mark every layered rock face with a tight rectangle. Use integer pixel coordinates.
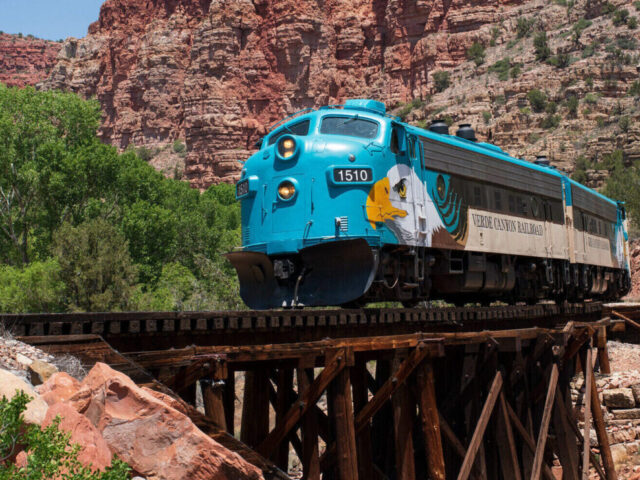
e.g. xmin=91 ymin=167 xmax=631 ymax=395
xmin=40 ymin=0 xmax=529 ymax=188
xmin=0 ymin=34 xmax=61 ymax=87
xmin=40 ymin=0 xmax=640 ymax=189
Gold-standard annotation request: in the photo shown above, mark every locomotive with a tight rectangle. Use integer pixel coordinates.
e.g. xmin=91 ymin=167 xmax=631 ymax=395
xmin=227 ymin=99 xmax=631 ymax=309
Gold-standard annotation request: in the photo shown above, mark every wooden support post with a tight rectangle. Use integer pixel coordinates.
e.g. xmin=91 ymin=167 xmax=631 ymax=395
xmin=582 ymin=348 xmax=593 ymax=479
xmin=241 ymin=369 xmax=270 ymax=447
xmin=332 ymin=367 xmax=358 ymax=480
xmin=392 ymin=352 xmax=416 ymax=480
xmin=496 ymin=391 xmax=522 ymax=480
xmin=504 ymin=401 xmax=556 ymax=480
xmin=416 ymin=360 xmax=445 ymax=480
xmin=298 ymin=367 xmax=320 ymax=480
xmin=596 ymin=327 xmax=611 ymax=374
xmin=456 ymin=371 xmax=503 ymax=480
xmin=275 ymin=368 xmax=293 ymax=471
xmin=531 ymin=363 xmax=559 ymax=480
xmin=257 ymin=349 xmax=347 ymax=459
xmin=588 ymin=348 xmax=618 ymax=480
xmin=352 ymin=359 xmax=375 ymax=480
xmin=202 ymin=379 xmax=227 ymax=430
xmin=223 ymin=370 xmax=235 ymax=436
xmin=552 ymin=384 xmax=579 ymax=480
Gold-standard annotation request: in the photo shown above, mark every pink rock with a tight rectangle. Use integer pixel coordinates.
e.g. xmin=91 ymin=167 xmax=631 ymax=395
xmin=43 ymin=403 xmax=112 ymax=471
xmin=70 ymin=363 xmax=264 ymax=480
xmin=36 ymin=372 xmax=81 ymax=406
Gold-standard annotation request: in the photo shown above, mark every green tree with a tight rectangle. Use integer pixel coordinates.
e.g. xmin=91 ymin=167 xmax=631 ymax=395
xmin=533 ymin=32 xmax=551 ymax=61
xmin=0 ymin=85 xmax=102 ymax=266
xmin=527 ymin=89 xmax=547 ymax=112
xmin=433 ymin=71 xmax=450 ymax=92
xmin=0 ymin=260 xmax=64 ymax=313
xmin=0 ymin=392 xmax=131 ymax=479
xmin=53 ymin=219 xmax=138 ymax=312
xmin=466 ymin=42 xmax=486 ymax=66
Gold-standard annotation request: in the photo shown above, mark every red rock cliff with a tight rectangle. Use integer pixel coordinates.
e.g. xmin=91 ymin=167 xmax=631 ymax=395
xmin=40 ymin=0 xmax=525 ymax=188
xmin=0 ymin=34 xmax=61 ymax=87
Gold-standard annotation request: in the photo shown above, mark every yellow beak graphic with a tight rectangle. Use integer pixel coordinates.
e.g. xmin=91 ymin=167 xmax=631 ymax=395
xmin=366 ymin=177 xmax=408 ymax=229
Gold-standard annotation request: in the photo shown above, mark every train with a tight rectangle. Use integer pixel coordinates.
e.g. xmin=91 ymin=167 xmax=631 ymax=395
xmin=226 ymin=99 xmax=631 ymax=309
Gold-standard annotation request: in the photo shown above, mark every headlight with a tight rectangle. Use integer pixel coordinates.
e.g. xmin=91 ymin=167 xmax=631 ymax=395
xmin=277 ymin=136 xmax=297 ymax=160
xmin=278 ymin=180 xmax=296 ymax=200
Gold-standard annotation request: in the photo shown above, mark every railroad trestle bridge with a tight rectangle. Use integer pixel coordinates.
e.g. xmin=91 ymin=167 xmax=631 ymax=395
xmin=3 ymin=302 xmax=640 ymax=480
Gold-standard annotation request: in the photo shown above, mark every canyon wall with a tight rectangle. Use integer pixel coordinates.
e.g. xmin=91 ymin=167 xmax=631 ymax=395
xmin=35 ymin=0 xmax=640 ymax=189
xmin=38 ymin=0 xmax=527 ymax=188
xmin=0 ymin=33 xmax=61 ymax=87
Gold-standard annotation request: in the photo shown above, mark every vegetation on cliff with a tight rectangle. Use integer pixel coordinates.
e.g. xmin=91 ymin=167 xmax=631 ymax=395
xmin=0 ymin=85 xmax=242 ymax=313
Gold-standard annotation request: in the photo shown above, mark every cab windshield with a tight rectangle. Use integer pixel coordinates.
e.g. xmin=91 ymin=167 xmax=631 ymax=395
xmin=320 ymin=115 xmax=379 ymax=139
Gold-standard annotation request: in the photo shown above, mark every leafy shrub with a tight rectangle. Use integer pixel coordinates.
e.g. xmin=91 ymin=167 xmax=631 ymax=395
xmin=546 ymin=101 xmax=558 ymax=114
xmin=495 ymin=95 xmax=506 ymax=105
xmin=629 ymin=80 xmax=640 ymax=97
xmin=596 ymin=117 xmax=605 ymax=127
xmin=635 ymin=1 xmax=640 ymax=10
xmin=534 ymin=32 xmax=551 ymax=61
xmin=582 ymin=41 xmax=598 ymax=58
xmin=573 ymin=18 xmax=592 ymax=40
xmin=567 ymin=95 xmax=579 ymax=117
xmin=619 ymin=116 xmax=631 ymax=132
xmin=584 ymin=92 xmax=599 ymax=104
xmin=617 ymin=35 xmax=637 ymax=49
xmin=397 ymin=98 xmax=425 ymax=120
xmin=604 ymin=2 xmax=617 ymax=14
xmin=517 ymin=17 xmax=536 ymax=38
xmin=613 ymin=9 xmax=630 ymax=26
xmin=466 ymin=42 xmax=486 ymax=66
xmin=541 ymin=114 xmax=561 ymax=129
xmin=0 ymin=392 xmax=131 ymax=479
xmin=585 ymin=76 xmax=594 ymax=88
xmin=433 ymin=71 xmax=450 ymax=92
xmin=527 ymin=89 xmax=547 ymax=112
xmin=510 ymin=64 xmax=522 ymax=78
xmin=488 ymin=58 xmax=511 ymax=80
xmin=629 ymin=17 xmax=638 ymax=28
xmin=172 ymin=140 xmax=186 ymax=154
xmin=0 ymin=260 xmax=64 ymax=313
xmin=519 ymin=106 xmax=532 ymax=115
xmin=548 ymin=52 xmax=572 ymax=68
xmin=482 ymin=111 xmax=492 ymax=124
xmin=490 ymin=26 xmax=501 ymax=46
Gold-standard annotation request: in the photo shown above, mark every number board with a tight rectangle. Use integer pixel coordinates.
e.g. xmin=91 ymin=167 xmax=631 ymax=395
xmin=236 ymin=179 xmax=249 ymax=197
xmin=333 ymin=167 xmax=373 ymax=183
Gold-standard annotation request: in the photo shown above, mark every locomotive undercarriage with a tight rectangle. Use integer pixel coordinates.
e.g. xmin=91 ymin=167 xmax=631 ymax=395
xmin=362 ymin=245 xmax=630 ymax=307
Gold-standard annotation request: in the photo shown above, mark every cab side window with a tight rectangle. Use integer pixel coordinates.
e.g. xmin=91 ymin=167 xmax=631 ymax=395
xmin=268 ymin=120 xmax=310 ymax=145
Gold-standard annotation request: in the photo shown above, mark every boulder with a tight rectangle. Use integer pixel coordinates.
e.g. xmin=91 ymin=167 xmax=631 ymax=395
xmin=610 ymin=443 xmax=628 ymax=467
xmin=69 ymin=363 xmax=264 ymax=480
xmin=631 ymin=383 xmax=640 ymax=405
xmin=28 ymin=359 xmax=58 ymax=386
xmin=611 ymin=408 xmax=640 ymax=420
xmin=0 ymin=368 xmax=47 ymax=425
xmin=43 ymin=403 xmax=112 ymax=471
xmin=603 ymin=388 xmax=636 ymax=408
xmin=36 ymin=372 xmax=81 ymax=406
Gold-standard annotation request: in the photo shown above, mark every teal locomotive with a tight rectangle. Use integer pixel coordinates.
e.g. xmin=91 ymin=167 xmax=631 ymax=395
xmin=227 ymin=99 xmax=631 ymax=309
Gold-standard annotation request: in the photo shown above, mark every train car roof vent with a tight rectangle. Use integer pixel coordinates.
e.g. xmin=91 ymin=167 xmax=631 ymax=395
xmin=429 ymin=120 xmax=449 ymax=135
xmin=534 ymin=155 xmax=550 ymax=167
xmin=456 ymin=124 xmax=477 ymax=142
xmin=344 ymin=99 xmax=386 ymax=115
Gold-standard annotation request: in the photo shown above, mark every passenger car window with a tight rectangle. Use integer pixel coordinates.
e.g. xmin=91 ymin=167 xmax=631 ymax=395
xmin=268 ymin=120 xmax=310 ymax=145
xmin=320 ymin=116 xmax=379 ymax=139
